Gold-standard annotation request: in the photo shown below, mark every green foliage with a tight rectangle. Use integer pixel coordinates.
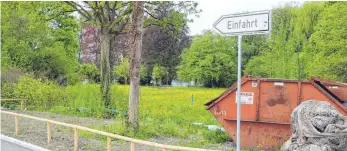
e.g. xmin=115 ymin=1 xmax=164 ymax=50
xmin=80 ymin=64 xmax=100 ymax=82
xmin=1 ymin=82 xmax=16 ymax=99
xmin=241 ymin=35 xmax=268 ymax=70
xmin=152 ymin=64 xmax=167 ymax=85
xmin=1 ymin=2 xmax=80 ymax=83
xmin=140 ymin=64 xmax=147 ymax=79
xmin=0 ymin=81 xmax=19 ymax=109
xmin=143 ymin=2 xmax=201 ymax=36
xmin=66 ymin=72 xmax=80 ymax=85
xmin=304 ymin=2 xmax=347 ymax=82
xmin=245 ymin=4 xmax=304 ymax=79
xmin=14 ymin=75 xmax=65 ymax=110
xmin=244 ymin=54 xmax=271 ymax=77
xmin=177 ymin=30 xmax=237 ymax=87
xmin=244 ymin=2 xmax=347 ymax=82
xmin=113 ymin=58 xmax=147 ymax=84
xmin=113 ymin=58 xmax=130 ymax=84
xmin=31 ymin=43 xmax=76 ymax=81
xmin=202 ymin=129 xmax=232 ymax=144
xmin=9 ymin=75 xmax=126 ymax=118
xmin=1 ymin=2 xmax=47 ymax=69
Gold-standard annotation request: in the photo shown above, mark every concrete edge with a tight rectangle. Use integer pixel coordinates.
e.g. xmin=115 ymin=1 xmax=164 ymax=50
xmin=0 ymin=134 xmax=50 ymax=151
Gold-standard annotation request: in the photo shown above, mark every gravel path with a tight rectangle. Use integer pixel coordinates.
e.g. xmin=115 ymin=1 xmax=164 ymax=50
xmin=1 ymin=110 xmax=234 ymax=151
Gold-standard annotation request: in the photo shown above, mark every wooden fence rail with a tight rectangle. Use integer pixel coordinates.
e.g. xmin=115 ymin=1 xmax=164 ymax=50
xmin=0 ymin=110 xmax=218 ymax=151
xmin=1 ymin=99 xmax=26 ymax=110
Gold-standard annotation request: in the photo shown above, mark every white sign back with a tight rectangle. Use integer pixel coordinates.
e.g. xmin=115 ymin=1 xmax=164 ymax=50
xmin=213 ymin=11 xmax=271 ymax=35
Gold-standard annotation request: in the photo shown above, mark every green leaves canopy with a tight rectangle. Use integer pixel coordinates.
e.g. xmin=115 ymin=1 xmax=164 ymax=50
xmin=1 ymin=2 xmax=80 ymax=84
xmin=245 ymin=2 xmax=347 ymax=82
xmin=304 ymin=2 xmax=347 ymax=81
xmin=177 ymin=31 xmax=237 ymax=87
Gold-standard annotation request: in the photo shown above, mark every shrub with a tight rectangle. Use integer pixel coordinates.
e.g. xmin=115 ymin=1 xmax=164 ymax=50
xmin=202 ymin=129 xmax=232 ymax=144
xmin=14 ymin=75 xmax=65 ymax=110
xmin=152 ymin=64 xmax=167 ymax=85
xmin=79 ymin=64 xmax=100 ymax=83
xmin=66 ymin=72 xmax=80 ymax=85
xmin=1 ymin=82 xmax=15 ymax=99
xmin=113 ymin=58 xmax=130 ymax=84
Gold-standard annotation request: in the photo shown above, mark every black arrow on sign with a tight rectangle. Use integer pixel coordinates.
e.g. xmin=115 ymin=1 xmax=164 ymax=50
xmin=264 ymin=21 xmax=268 ymax=27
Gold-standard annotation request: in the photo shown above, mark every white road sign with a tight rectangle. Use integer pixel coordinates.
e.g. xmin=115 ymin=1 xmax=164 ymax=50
xmin=213 ymin=11 xmax=271 ymax=35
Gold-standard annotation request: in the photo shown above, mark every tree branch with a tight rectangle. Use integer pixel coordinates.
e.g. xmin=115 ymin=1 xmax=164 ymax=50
xmin=144 ymin=9 xmax=177 ymax=29
xmin=99 ymin=2 xmax=107 ymax=23
xmin=112 ymin=1 xmax=117 ymax=18
xmin=82 ymin=1 xmax=102 ymax=23
xmin=119 ymin=2 xmax=131 ymax=9
xmin=144 ymin=23 xmax=161 ymax=28
xmin=111 ymin=18 xmax=129 ymax=34
xmin=108 ymin=5 xmax=132 ymax=32
xmin=65 ymin=1 xmax=93 ymax=21
xmin=106 ymin=1 xmax=112 ymax=22
xmin=144 ymin=9 xmax=160 ymax=20
xmin=93 ymin=2 xmax=103 ymax=23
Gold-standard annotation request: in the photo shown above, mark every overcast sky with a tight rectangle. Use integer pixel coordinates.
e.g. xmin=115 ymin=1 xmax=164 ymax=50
xmin=187 ymin=0 xmax=301 ymax=35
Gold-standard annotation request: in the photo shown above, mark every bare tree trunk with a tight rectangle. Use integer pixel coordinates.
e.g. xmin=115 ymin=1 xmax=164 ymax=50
xmin=100 ymin=4 xmax=113 ymax=111
xmin=100 ymin=31 xmax=111 ymax=109
xmin=128 ymin=1 xmax=144 ymax=134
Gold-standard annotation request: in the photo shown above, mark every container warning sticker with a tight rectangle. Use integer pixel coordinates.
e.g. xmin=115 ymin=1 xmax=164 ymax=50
xmin=235 ymin=92 xmax=254 ymax=104
xmin=252 ymin=81 xmax=257 ymax=87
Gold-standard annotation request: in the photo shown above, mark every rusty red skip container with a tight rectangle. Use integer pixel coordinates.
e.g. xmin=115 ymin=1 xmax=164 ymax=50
xmin=205 ymin=75 xmax=347 ymax=150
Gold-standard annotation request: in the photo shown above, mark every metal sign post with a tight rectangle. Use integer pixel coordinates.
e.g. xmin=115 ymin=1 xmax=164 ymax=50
xmin=213 ymin=10 xmax=271 ymax=151
xmin=236 ymin=35 xmax=242 ymax=151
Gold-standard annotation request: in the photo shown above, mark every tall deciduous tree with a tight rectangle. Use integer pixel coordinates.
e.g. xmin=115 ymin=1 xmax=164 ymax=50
xmin=177 ymin=30 xmax=237 ymax=87
xmin=65 ymin=1 xmax=132 ymax=109
xmin=142 ymin=25 xmax=192 ymax=85
xmin=127 ymin=1 xmax=144 ymax=134
xmin=66 ymin=1 xmax=200 ymax=111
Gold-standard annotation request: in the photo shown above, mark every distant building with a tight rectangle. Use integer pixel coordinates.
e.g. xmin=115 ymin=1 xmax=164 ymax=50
xmin=171 ymin=80 xmax=196 ymax=87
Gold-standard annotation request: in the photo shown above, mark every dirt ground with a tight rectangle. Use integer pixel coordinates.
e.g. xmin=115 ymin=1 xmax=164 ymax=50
xmin=1 ymin=110 xmax=234 ymax=151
